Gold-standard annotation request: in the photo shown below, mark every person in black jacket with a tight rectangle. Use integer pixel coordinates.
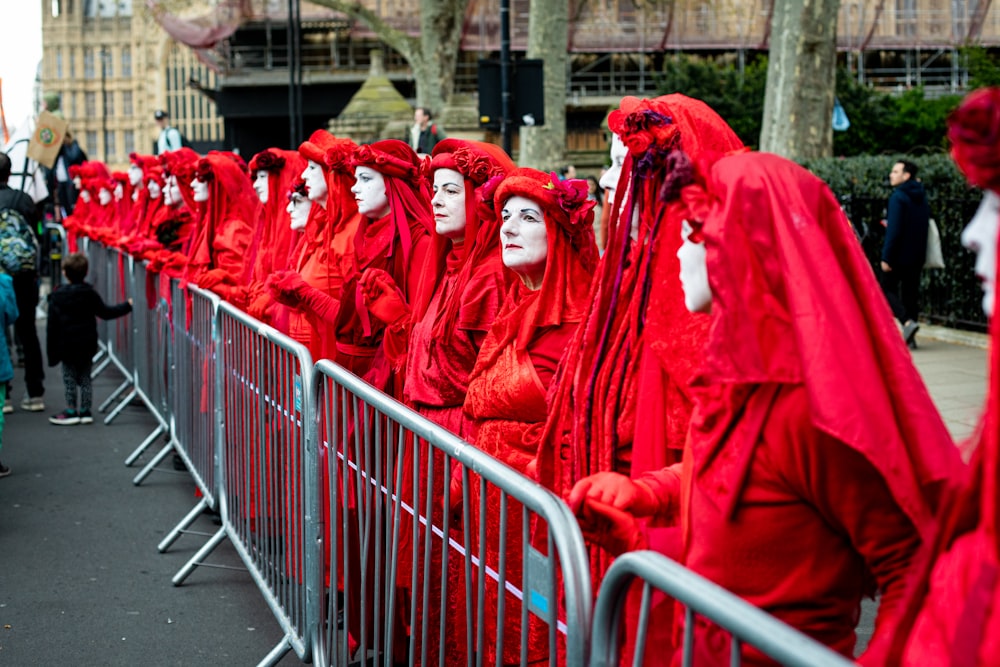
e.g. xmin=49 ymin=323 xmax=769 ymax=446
xmin=881 ymin=159 xmax=929 ymax=348
xmin=47 ymin=253 xmax=132 ymax=425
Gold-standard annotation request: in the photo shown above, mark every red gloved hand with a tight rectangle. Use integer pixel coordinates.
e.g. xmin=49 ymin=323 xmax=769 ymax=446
xmin=247 ymin=292 xmax=274 ymax=321
xmin=568 ymin=472 xmax=659 ymax=518
xmin=359 ymin=268 xmax=410 ymax=327
xmin=213 ymin=283 xmax=249 ymax=309
xmin=146 ymin=249 xmax=174 ymax=272
xmin=576 ymin=499 xmax=647 ymax=557
xmin=267 ymin=271 xmax=309 ymax=307
xmin=196 ymin=268 xmax=234 ymax=290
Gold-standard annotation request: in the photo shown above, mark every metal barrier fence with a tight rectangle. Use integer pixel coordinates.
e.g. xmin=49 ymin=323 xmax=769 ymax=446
xmin=123 ymin=258 xmax=172 ymax=475
xmin=85 ymin=238 xmax=112 ymax=377
xmin=171 ymin=301 xmax=318 ymax=667
xmin=313 ymin=360 xmax=592 ymax=667
xmin=157 ymin=280 xmax=222 ymax=553
xmin=590 ymin=551 xmax=856 ymax=667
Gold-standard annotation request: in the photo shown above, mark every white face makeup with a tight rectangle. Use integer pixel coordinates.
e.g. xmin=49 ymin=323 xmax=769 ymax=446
xmin=164 ymin=175 xmax=180 ymax=206
xmin=301 ymin=161 xmax=328 ymax=205
xmin=79 ymin=189 xmax=91 ymax=203
xmin=114 ymin=182 xmax=124 ymax=200
xmin=147 ymin=180 xmax=162 ymax=199
xmin=128 ymin=164 xmax=143 ymax=186
xmin=431 ymin=168 xmax=467 ymax=241
xmin=500 ymin=195 xmax=548 ymax=290
xmin=287 ymin=194 xmax=312 ymax=231
xmin=961 ymin=189 xmax=1000 ymax=318
xmin=351 ymin=166 xmax=391 ymax=220
xmin=73 ymin=176 xmax=83 ymax=189
xmin=191 ymin=177 xmax=209 ymax=203
xmin=98 ymin=188 xmax=113 ymax=206
xmin=253 ymin=170 xmax=270 ymax=204
xmin=677 ymin=220 xmax=712 ymax=314
xmin=599 ymin=133 xmax=628 ymax=194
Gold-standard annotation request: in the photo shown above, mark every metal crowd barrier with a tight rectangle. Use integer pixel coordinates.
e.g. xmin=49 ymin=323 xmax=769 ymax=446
xmin=313 ymin=360 xmax=592 ymax=667
xmin=94 ymin=246 xmax=138 ymax=424
xmin=590 ymin=551 xmax=856 ymax=667
xmin=85 ymin=238 xmax=112 ymax=376
xmin=171 ymin=301 xmax=318 ymax=667
xmin=157 ymin=281 xmax=222 ymax=552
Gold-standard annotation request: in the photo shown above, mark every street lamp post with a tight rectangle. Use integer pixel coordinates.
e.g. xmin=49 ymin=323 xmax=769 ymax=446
xmin=100 ymin=46 xmax=108 ymax=163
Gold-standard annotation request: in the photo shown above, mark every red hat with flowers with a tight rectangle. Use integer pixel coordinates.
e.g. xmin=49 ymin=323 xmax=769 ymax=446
xmin=495 ymin=168 xmax=597 ymax=251
xmin=949 ymin=86 xmax=1000 ymax=193
xmin=298 ymin=129 xmax=339 ymax=166
xmin=351 ymin=139 xmax=423 ymax=180
xmin=248 ymin=148 xmax=287 ymax=174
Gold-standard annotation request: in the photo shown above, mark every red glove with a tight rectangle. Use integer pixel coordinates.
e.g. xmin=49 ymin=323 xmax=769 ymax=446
xmin=576 ymin=499 xmax=647 ymax=557
xmin=568 ymin=472 xmax=659 ymax=518
xmin=247 ymin=292 xmax=274 ymax=321
xmin=359 ymin=268 xmax=410 ymax=328
xmin=147 ymin=249 xmax=174 ymax=273
xmin=196 ymin=268 xmax=234 ymax=290
xmin=213 ymin=283 xmax=249 ymax=309
xmin=267 ymin=271 xmax=340 ymax=324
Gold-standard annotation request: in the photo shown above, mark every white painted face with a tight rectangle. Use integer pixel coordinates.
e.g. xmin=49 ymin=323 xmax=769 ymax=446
xmin=253 ymin=170 xmax=270 ymax=204
xmin=164 ymin=175 xmax=180 ymax=206
xmin=599 ymin=133 xmax=627 ymax=194
xmin=286 ymin=193 xmax=312 ymax=231
xmin=961 ymin=189 xmax=1000 ymax=318
xmin=191 ymin=177 xmax=209 ymax=203
xmin=73 ymin=175 xmax=83 ymax=189
xmin=147 ymin=180 xmax=162 ymax=199
xmin=114 ymin=182 xmax=124 ymax=200
xmin=98 ymin=188 xmax=113 ymax=206
xmin=500 ymin=195 xmax=548 ymax=289
xmin=128 ymin=164 xmax=143 ymax=186
xmin=677 ymin=220 xmax=712 ymax=314
xmin=351 ymin=166 xmax=390 ymax=220
xmin=301 ymin=161 xmax=328 ymax=205
xmin=79 ymin=189 xmax=91 ymax=203
xmin=431 ymin=168 xmax=466 ymax=241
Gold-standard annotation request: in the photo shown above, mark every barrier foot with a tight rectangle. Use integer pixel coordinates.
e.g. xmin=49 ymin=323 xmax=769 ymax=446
xmin=132 ymin=437 xmax=174 ymax=484
xmin=124 ymin=423 xmax=167 ymax=467
xmin=256 ymin=635 xmax=293 ymax=667
xmin=158 ymin=497 xmax=209 ymax=553
xmin=104 ymin=387 xmax=138 ymax=425
xmin=172 ymin=526 xmax=227 ymax=586
xmin=98 ymin=378 xmax=131 ymax=413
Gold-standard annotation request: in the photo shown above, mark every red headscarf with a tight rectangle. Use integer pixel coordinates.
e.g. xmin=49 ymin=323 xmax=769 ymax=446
xmin=474 ymin=168 xmax=597 ymax=367
xmin=244 ymin=148 xmax=307 ymax=284
xmin=416 ymin=138 xmax=516 ymax=332
xmin=350 ymin=139 xmax=434 ymax=306
xmin=158 ymin=147 xmax=201 ymax=214
xmin=693 ymin=151 xmax=962 ymax=541
xmin=184 ymin=151 xmax=260 ymax=283
xmin=538 ymin=95 xmax=745 ymax=490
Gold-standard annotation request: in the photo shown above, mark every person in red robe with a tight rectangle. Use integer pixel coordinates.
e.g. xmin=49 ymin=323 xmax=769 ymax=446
xmin=267 ymin=131 xmax=361 ymax=359
xmin=570 ymin=151 xmax=965 ymax=665
xmin=880 ymin=87 xmax=1000 ymax=667
xmin=185 ymin=152 xmax=260 ymax=302
xmin=463 ymin=167 xmax=597 ymax=665
xmin=387 ymin=139 xmax=515 ymax=664
xmin=146 ymin=148 xmax=201 ymax=280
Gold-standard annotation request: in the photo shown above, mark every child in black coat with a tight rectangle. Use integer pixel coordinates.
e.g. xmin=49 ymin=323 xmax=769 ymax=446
xmin=47 ymin=252 xmax=132 ymax=425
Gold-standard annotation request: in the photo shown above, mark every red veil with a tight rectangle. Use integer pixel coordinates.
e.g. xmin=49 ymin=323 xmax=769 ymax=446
xmin=244 ymin=148 xmax=307 ymax=285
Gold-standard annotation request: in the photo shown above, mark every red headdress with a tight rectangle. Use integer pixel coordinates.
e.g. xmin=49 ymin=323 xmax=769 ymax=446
xmin=158 ymin=147 xmax=201 ymax=212
xmin=415 ymin=139 xmax=516 ymax=333
xmin=350 ymin=139 xmax=434 ymax=311
xmin=695 ymin=152 xmax=962 ymax=542
xmin=244 ymin=148 xmax=307 ymax=284
xmin=473 ymin=168 xmax=597 ymax=367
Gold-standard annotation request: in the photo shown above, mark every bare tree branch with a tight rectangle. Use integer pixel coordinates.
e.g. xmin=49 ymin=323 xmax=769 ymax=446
xmin=306 ymin=0 xmax=420 ymax=62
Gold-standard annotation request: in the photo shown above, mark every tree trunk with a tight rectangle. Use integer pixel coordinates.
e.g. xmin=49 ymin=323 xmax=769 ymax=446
xmin=759 ymin=0 xmax=840 ymax=160
xmin=519 ymin=0 xmax=568 ymax=170
xmin=309 ymin=0 xmax=468 ymax=113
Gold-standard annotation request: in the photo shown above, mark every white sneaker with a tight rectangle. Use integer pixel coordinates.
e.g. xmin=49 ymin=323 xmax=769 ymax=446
xmin=2 ymin=399 xmax=12 ymax=414
xmin=21 ymin=396 xmax=45 ymax=412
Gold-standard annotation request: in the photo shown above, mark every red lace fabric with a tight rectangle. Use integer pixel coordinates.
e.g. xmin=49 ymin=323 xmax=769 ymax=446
xmin=656 ymin=152 xmax=963 ymax=664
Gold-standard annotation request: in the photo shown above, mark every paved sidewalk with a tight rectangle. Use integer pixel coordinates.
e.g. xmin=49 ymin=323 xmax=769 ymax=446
xmin=0 ymin=322 xmax=989 ymax=665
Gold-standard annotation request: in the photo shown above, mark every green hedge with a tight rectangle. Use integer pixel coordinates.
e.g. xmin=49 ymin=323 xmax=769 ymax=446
xmin=802 ymin=155 xmax=986 ymax=330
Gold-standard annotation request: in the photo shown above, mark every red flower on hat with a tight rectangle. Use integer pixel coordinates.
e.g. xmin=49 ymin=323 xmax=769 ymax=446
xmin=949 ymin=87 xmax=1000 ymax=191
xmin=252 ymin=150 xmax=286 ymax=173
xmin=608 ymin=98 xmax=679 ymax=156
xmin=286 ymin=179 xmax=308 ymax=201
xmin=324 ymin=142 xmax=354 ymax=174
xmin=545 ymin=172 xmax=597 ymax=235
xmin=454 ymin=148 xmax=503 ymax=185
xmin=195 ymin=159 xmax=215 ymax=183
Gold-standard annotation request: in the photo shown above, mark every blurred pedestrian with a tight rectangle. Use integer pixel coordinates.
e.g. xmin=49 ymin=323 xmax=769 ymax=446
xmin=881 ymin=159 xmax=929 ymax=348
xmin=0 ymin=271 xmax=18 ymax=476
